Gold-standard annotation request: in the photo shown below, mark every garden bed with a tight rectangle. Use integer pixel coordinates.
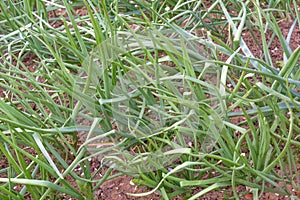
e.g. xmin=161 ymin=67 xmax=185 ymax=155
xmin=0 ymin=1 xmax=299 ymax=199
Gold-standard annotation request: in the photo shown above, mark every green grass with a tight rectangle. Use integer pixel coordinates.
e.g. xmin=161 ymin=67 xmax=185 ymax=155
xmin=0 ymin=0 xmax=299 ymax=199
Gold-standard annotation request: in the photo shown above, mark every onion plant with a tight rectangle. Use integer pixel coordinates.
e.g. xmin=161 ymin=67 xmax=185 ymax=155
xmin=0 ymin=0 xmax=299 ymax=199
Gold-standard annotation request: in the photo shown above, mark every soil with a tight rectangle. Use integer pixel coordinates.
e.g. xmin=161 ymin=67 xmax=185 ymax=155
xmin=242 ymin=20 xmax=300 ymax=68
xmin=96 ymin=175 xmax=161 ymax=200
